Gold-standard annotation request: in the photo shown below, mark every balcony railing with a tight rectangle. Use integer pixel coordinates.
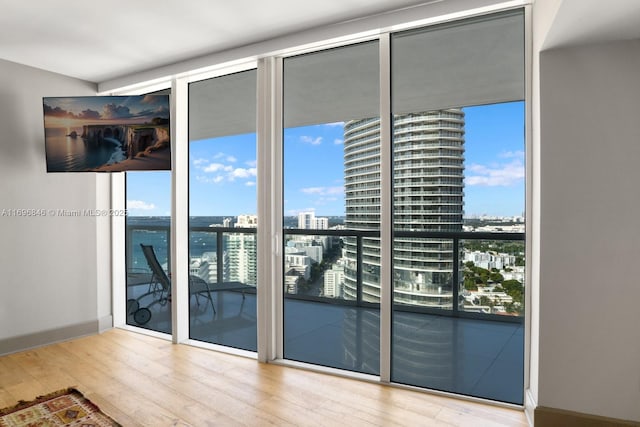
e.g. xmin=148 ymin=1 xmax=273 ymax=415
xmin=126 ymin=222 xmax=524 ymax=323
xmin=284 ymin=228 xmax=525 ymax=323
xmin=189 ymin=226 xmax=258 ymax=286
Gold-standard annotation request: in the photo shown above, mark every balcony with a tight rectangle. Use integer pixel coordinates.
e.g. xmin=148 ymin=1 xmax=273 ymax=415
xmin=125 ymin=222 xmax=524 ymax=405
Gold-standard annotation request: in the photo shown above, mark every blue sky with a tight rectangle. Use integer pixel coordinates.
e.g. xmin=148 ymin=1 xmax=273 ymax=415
xmin=127 ymin=101 xmax=524 ymax=218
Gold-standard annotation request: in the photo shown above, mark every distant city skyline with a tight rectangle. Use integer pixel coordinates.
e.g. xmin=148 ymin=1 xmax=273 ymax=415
xmin=126 ymin=101 xmax=524 ymax=218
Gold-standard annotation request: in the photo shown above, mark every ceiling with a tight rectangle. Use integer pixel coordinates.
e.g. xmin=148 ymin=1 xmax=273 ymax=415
xmin=542 ymin=0 xmax=640 ymax=50
xmin=0 ymin=0 xmax=639 ymax=85
xmin=0 ymin=0 xmax=433 ymax=83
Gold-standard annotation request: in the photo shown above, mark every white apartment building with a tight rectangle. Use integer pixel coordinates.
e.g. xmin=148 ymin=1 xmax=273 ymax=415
xmin=284 ymin=250 xmax=311 ymax=280
xmin=236 ymin=214 xmax=258 ymax=228
xmin=324 ymin=264 xmax=345 ymax=298
xmin=227 ymin=233 xmax=257 ymax=285
xmin=298 ymin=211 xmax=329 ymax=230
xmin=464 ymin=251 xmax=517 ymax=271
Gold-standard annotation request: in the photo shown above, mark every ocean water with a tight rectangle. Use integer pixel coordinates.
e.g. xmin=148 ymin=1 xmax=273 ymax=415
xmin=127 ymin=216 xmax=227 ymax=272
xmin=45 ymin=127 xmax=125 ymax=172
xmin=126 ymin=215 xmax=341 ymax=272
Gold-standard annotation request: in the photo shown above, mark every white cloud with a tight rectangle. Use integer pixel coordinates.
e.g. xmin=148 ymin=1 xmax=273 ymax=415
xmin=127 ymin=200 xmax=156 ymax=210
xmin=466 ymin=159 xmax=524 ymax=187
xmin=334 ymin=138 xmax=343 ymax=145
xmin=245 ymin=159 xmax=257 ymax=167
xmin=192 ymin=158 xmax=208 ymax=167
xmin=325 ymin=122 xmax=344 ymax=127
xmin=301 ymin=186 xmax=344 ymax=196
xmin=300 ymin=135 xmax=322 ymax=145
xmin=229 ymin=167 xmax=257 ymax=180
xmin=195 ymin=158 xmax=257 ymax=184
xmin=203 ymin=163 xmax=232 ymax=173
xmin=195 ymin=175 xmax=224 ymax=184
xmin=245 ymin=181 xmax=256 ymax=187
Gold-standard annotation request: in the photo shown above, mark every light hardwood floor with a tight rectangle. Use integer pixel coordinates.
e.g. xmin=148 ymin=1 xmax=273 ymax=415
xmin=0 ymin=329 xmax=528 ymax=426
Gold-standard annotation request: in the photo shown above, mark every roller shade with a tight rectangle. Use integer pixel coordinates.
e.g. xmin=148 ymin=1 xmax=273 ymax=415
xmin=284 ymin=41 xmax=380 ymax=128
xmin=189 ymin=10 xmax=523 ymax=138
xmin=392 ymin=10 xmax=524 ymax=113
xmin=189 ymin=69 xmax=257 ymax=141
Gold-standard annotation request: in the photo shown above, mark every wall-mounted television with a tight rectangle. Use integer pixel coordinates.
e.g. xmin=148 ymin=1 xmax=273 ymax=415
xmin=43 ymin=95 xmax=171 ymax=172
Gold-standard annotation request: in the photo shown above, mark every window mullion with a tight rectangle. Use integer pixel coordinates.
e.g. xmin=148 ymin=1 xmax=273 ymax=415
xmin=379 ymin=32 xmax=392 ymax=384
xmin=257 ymin=56 xmax=282 ymax=362
xmin=171 ymin=76 xmax=190 ymax=343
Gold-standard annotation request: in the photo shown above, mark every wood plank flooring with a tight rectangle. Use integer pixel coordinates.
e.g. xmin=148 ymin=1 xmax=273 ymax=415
xmin=0 ymin=329 xmax=528 ymax=426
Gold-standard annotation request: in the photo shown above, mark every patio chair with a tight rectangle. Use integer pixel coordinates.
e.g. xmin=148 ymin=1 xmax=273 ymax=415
xmin=127 ymin=244 xmax=216 ymax=325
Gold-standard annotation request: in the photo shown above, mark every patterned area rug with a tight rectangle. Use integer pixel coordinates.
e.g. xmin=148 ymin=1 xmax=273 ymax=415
xmin=0 ymin=388 xmax=121 ymax=426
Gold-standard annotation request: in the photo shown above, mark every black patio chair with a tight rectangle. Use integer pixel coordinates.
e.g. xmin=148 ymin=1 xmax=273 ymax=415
xmin=127 ymin=244 xmax=216 ymax=325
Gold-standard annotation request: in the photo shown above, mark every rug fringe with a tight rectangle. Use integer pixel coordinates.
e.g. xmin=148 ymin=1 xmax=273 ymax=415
xmin=0 ymin=386 xmax=121 ymax=426
xmin=0 ymin=386 xmax=78 ymax=415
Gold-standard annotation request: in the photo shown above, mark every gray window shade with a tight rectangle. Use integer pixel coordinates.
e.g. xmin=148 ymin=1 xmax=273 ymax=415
xmin=392 ymin=10 xmax=524 ymax=114
xmin=189 ymin=69 xmax=256 ymax=141
xmin=284 ymin=41 xmax=379 ymax=128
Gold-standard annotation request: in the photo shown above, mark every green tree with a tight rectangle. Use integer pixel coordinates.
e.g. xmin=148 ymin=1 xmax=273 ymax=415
xmin=464 ymin=277 xmax=477 ymax=290
xmin=489 ymin=271 xmax=504 ymax=283
xmin=479 ymin=296 xmax=493 ymax=307
xmin=501 ymin=279 xmax=524 ymax=305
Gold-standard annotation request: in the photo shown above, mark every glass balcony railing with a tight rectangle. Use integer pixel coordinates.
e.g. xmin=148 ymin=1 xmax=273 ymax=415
xmin=282 ymin=228 xmax=525 ymax=321
xmin=126 ymin=225 xmax=171 ymax=276
xmin=126 ymin=224 xmax=258 ymax=291
xmin=125 ymin=221 xmax=173 ymax=334
xmin=125 ymin=222 xmax=259 ymax=351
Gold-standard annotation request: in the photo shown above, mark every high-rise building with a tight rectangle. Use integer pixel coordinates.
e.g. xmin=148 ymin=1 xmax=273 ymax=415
xmin=314 ymin=217 xmax=329 ymax=230
xmin=343 ymin=110 xmax=465 ymax=307
xmin=226 ymin=214 xmax=258 ymax=286
xmin=298 ymin=212 xmax=314 ymax=229
xmin=324 ymin=264 xmax=345 ymax=298
xmin=298 ymin=211 xmax=329 ymax=230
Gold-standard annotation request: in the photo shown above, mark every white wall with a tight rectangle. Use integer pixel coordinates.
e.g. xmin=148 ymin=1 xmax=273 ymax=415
xmin=538 ymin=40 xmax=640 ymax=422
xmin=527 ymin=0 xmax=562 ymax=420
xmin=0 ymin=59 xmax=110 ymax=351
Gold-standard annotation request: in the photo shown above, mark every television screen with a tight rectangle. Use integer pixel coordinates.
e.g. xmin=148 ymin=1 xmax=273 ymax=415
xmin=43 ymin=95 xmax=171 ymax=172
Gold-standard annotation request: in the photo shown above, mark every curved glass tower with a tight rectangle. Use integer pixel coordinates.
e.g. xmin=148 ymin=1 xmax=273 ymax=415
xmin=343 ymin=109 xmax=465 ymax=307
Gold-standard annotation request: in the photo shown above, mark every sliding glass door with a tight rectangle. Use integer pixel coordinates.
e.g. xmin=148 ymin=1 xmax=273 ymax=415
xmin=282 ymin=41 xmax=381 ymax=374
xmin=390 ymin=11 xmax=525 ymax=403
xmin=188 ymin=69 xmax=258 ymax=351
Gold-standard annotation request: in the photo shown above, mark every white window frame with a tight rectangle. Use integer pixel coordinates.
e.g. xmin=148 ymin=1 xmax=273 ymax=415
xmin=108 ymin=0 xmax=532 ymax=409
